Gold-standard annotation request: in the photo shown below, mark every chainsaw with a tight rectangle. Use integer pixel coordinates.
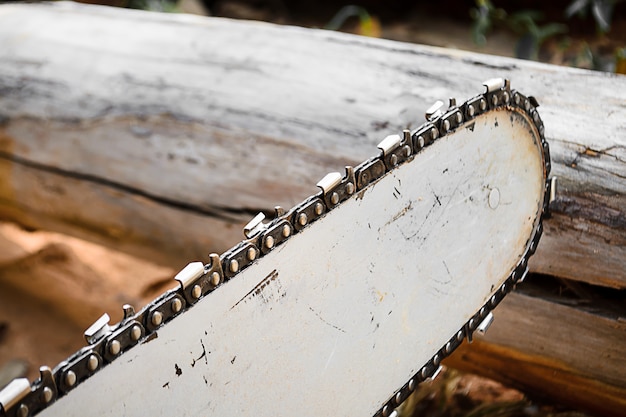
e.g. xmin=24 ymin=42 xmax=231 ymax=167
xmin=0 ymin=78 xmax=553 ymax=417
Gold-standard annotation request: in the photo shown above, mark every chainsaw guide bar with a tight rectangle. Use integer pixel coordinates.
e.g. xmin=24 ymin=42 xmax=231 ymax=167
xmin=0 ymin=78 xmax=552 ymax=417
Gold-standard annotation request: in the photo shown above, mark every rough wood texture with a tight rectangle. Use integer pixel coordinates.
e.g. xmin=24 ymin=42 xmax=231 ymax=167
xmin=445 ymin=286 xmax=626 ymax=417
xmin=0 ymin=2 xmax=624 ymax=286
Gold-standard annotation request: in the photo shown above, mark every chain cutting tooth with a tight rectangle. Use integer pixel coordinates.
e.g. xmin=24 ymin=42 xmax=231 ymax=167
xmin=483 ymin=78 xmax=511 ymax=108
xmin=377 ymin=129 xmax=413 ymax=169
xmin=427 ymin=365 xmax=443 ymax=381
xmin=425 ymin=100 xmax=444 ymax=121
xmin=175 ymin=261 xmax=207 ymax=304
xmin=176 ymin=255 xmax=223 ymax=304
xmin=548 ymin=176 xmax=557 ymax=211
xmin=0 ymin=367 xmax=57 ymax=417
xmin=317 ymin=166 xmax=356 ymax=208
xmin=243 ymin=212 xmax=267 ymax=239
xmin=477 ymin=312 xmax=495 ymax=334
xmin=84 ymin=313 xmax=111 ymax=345
xmin=0 ymin=379 xmax=30 ymax=415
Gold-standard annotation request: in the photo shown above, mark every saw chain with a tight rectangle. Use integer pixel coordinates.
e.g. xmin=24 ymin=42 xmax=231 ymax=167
xmin=0 ymin=78 xmax=553 ymax=417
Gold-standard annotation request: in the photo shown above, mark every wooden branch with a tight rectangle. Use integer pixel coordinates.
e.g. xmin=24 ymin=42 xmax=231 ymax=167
xmin=0 ymin=2 xmax=624 ymax=287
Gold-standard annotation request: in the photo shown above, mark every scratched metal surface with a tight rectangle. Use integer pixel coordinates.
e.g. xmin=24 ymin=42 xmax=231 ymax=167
xmin=41 ymin=110 xmax=543 ymax=416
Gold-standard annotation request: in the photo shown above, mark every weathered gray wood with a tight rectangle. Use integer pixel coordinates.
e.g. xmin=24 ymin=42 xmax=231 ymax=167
xmin=0 ymin=2 xmax=624 ymax=290
xmin=445 ymin=285 xmax=626 ymax=417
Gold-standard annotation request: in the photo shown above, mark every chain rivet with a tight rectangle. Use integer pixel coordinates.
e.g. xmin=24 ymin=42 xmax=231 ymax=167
xmin=346 ymin=182 xmax=355 ymax=195
xmin=191 ymin=284 xmax=202 ymax=299
xmin=171 ymin=298 xmax=182 ymax=313
xmin=395 ymin=392 xmax=403 ymax=404
xmin=489 ymin=295 xmax=497 ymax=307
xmin=16 ymin=404 xmax=28 ymax=417
xmin=282 ymin=224 xmax=291 ymax=238
xmin=503 ymin=91 xmax=510 ymax=104
xmin=456 ymin=112 xmax=463 ymax=123
xmin=247 ymin=247 xmax=257 ymax=261
xmin=151 ymin=311 xmax=163 ymax=327
xmin=87 ymin=354 xmax=99 ymax=372
xmin=430 ymin=127 xmax=438 ymax=140
xmin=390 ymin=154 xmax=398 ymax=166
xmin=109 ymin=340 xmax=121 ymax=356
xmin=229 ymin=259 xmax=239 ymax=273
xmin=298 ymin=213 xmax=308 ymax=226
xmin=330 ymin=192 xmax=339 ymax=205
xmin=209 ymin=271 xmax=220 ymax=286
xmin=468 ymin=104 xmax=475 ymax=117
xmin=64 ymin=370 xmax=77 ymax=387
xmin=480 ymin=98 xmax=487 ymax=110
xmin=408 ymin=378 xmax=416 ymax=391
xmin=41 ymin=386 xmax=53 ymax=403
xmin=265 ymin=235 xmax=275 ymax=249
xmin=130 ymin=325 xmax=142 ymax=342
xmin=443 ymin=119 xmax=450 ymax=131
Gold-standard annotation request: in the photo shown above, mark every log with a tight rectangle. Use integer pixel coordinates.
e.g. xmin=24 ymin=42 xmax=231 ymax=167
xmin=0 ymin=2 xmax=624 ymax=415
xmin=0 ymin=2 xmax=624 ymax=287
xmin=445 ymin=280 xmax=626 ymax=417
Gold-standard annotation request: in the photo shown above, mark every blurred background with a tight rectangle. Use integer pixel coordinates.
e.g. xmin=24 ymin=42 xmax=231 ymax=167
xmin=75 ymin=0 xmax=626 ymax=72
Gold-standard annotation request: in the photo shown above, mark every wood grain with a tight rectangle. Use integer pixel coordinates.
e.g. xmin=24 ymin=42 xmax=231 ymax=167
xmin=0 ymin=2 xmax=624 ymax=287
